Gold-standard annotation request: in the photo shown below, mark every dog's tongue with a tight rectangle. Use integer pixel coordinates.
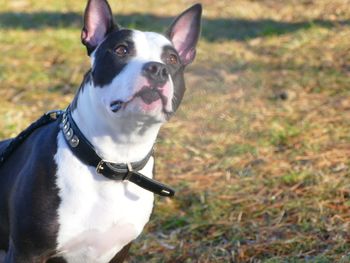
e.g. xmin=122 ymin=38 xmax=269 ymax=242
xmin=138 ymin=89 xmax=161 ymax=104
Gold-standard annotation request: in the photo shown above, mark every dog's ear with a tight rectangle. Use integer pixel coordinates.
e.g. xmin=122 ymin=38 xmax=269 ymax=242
xmin=81 ymin=0 xmax=116 ymax=55
xmin=166 ymin=4 xmax=202 ymax=66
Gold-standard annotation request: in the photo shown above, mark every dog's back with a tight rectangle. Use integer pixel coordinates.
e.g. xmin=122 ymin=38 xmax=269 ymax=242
xmin=0 ymin=121 xmax=61 ymax=259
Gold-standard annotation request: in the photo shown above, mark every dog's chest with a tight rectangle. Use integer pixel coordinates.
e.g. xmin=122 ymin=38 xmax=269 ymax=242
xmin=54 ymin=133 xmax=154 ymax=263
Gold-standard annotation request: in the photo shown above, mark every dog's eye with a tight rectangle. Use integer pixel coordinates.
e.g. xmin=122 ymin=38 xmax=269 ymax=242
xmin=115 ymin=45 xmax=129 ymax=57
xmin=167 ymin=54 xmax=178 ymax=65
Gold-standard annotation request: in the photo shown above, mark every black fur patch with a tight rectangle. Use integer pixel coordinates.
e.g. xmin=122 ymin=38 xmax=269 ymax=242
xmin=161 ymin=45 xmax=186 ymax=113
xmin=92 ymin=29 xmax=135 ymax=87
xmin=0 ymin=121 xmax=62 ymax=261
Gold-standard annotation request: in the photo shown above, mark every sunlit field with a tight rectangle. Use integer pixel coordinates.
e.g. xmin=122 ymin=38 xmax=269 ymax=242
xmin=0 ymin=0 xmax=350 ymax=262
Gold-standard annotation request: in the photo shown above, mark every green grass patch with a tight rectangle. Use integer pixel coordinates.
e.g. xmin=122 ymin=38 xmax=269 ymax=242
xmin=1 ymin=0 xmax=350 ymax=262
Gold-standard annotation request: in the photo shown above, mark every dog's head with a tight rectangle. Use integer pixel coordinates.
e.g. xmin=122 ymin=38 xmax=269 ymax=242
xmin=78 ymin=0 xmax=202 ymax=123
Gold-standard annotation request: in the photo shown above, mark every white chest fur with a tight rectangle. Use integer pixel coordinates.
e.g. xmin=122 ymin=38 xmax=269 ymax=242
xmin=54 ymin=132 xmax=154 ymax=263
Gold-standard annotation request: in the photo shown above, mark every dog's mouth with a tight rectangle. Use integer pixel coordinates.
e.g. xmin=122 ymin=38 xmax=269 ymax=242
xmin=135 ymin=87 xmax=162 ymax=105
xmin=110 ymin=86 xmax=169 ymax=113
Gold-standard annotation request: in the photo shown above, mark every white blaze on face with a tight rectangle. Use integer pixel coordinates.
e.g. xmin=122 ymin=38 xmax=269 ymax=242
xmin=89 ymin=30 xmax=174 ymax=120
xmin=132 ymin=30 xmax=171 ymax=62
xmin=131 ymin=30 xmax=175 ymax=112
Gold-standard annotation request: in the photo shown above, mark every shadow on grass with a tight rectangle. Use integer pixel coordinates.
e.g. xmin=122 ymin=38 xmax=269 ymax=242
xmin=0 ymin=11 xmax=349 ymax=41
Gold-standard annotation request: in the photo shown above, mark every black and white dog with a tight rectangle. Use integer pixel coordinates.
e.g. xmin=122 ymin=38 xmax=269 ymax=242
xmin=0 ymin=0 xmax=201 ymax=262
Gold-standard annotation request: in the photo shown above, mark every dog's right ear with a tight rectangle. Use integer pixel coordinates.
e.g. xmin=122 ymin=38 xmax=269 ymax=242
xmin=81 ymin=0 xmax=116 ymax=55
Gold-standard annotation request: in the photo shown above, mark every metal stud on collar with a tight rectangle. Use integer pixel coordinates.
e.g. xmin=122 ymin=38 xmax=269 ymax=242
xmin=65 ymin=128 xmax=73 ymax=140
xmin=69 ymin=135 xmax=79 ymax=148
xmin=62 ymin=115 xmax=67 ymax=125
xmin=60 ymin=111 xmax=80 ymax=148
xmin=63 ymin=122 xmax=70 ymax=133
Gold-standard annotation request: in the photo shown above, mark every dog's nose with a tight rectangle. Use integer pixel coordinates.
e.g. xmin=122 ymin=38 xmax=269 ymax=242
xmin=142 ymin=62 xmax=169 ymax=86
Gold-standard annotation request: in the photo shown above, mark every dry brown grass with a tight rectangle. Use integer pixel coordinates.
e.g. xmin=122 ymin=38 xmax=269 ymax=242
xmin=0 ymin=0 xmax=349 ymax=262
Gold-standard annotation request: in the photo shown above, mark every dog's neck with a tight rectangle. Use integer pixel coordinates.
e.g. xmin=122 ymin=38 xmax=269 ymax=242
xmin=71 ymin=81 xmax=162 ymax=164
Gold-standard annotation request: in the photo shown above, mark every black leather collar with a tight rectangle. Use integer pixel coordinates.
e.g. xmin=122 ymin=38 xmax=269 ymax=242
xmin=60 ymin=107 xmax=175 ymax=197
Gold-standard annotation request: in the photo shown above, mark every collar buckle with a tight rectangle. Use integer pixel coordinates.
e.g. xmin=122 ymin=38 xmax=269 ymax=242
xmin=124 ymin=163 xmax=133 ymax=181
xmin=96 ymin=160 xmax=105 ymax=174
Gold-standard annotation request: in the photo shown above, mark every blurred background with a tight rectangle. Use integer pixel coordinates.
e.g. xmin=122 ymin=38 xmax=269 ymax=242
xmin=0 ymin=0 xmax=349 ymax=262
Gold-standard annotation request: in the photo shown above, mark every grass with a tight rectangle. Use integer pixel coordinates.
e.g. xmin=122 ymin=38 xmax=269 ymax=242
xmin=1 ymin=0 xmax=350 ymax=262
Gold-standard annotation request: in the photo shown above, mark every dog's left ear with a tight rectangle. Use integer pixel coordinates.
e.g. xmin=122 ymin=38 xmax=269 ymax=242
xmin=81 ymin=0 xmax=117 ymax=55
xmin=166 ymin=4 xmax=202 ymax=66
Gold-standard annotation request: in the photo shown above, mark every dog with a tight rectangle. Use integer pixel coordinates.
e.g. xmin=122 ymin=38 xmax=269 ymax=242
xmin=0 ymin=0 xmax=201 ymax=262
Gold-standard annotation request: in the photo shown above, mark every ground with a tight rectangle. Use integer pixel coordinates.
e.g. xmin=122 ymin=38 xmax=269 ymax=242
xmin=0 ymin=0 xmax=349 ymax=262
